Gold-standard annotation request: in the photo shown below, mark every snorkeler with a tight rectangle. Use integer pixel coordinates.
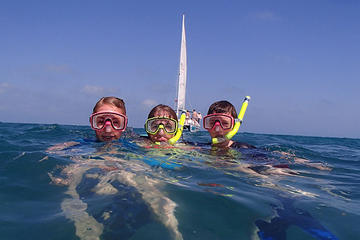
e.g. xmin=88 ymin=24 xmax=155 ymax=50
xmin=143 ymin=104 xmax=185 ymax=146
xmin=47 ymin=97 xmax=128 ymax=152
xmin=203 ymin=98 xmax=255 ymax=149
xmin=90 ymin=96 xmax=128 ymax=142
xmin=200 ymin=98 xmax=303 ymax=177
xmin=47 ymin=99 xmax=184 ymax=239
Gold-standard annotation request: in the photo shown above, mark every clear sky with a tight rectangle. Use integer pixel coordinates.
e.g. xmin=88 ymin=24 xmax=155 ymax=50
xmin=1 ymin=0 xmax=359 ymax=138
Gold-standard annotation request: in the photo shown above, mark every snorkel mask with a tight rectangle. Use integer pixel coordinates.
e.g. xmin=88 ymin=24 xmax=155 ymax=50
xmin=144 ymin=113 xmax=186 ymax=145
xmin=90 ymin=111 xmax=128 ymax=131
xmin=203 ymin=113 xmax=235 ymax=131
xmin=210 ymin=96 xmax=250 ymax=144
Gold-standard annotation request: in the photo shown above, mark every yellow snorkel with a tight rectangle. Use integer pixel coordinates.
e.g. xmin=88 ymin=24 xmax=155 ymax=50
xmin=168 ymin=113 xmax=186 ymax=145
xmin=212 ymin=96 xmax=251 ymax=144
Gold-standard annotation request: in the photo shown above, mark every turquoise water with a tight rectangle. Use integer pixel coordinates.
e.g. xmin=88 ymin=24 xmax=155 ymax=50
xmin=0 ymin=122 xmax=359 ymax=240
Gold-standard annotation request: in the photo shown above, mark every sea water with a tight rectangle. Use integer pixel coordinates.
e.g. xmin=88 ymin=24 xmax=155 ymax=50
xmin=0 ymin=122 xmax=359 ymax=240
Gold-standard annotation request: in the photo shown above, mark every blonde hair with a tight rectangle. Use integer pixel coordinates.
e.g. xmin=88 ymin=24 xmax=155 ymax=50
xmin=93 ymin=97 xmax=126 ymax=114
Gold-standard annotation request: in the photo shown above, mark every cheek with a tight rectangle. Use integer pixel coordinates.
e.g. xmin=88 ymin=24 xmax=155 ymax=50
xmin=223 ymin=128 xmax=232 ymax=134
xmin=94 ymin=130 xmax=103 ymax=140
xmin=208 ymin=130 xmax=217 ymax=137
xmin=148 ymin=134 xmax=156 ymax=141
xmin=164 ymin=133 xmax=175 ymax=140
xmin=114 ymin=131 xmax=122 ymax=138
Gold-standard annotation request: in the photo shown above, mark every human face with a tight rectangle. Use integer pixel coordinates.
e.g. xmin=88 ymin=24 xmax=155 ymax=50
xmin=145 ymin=117 xmax=177 ymax=135
xmin=90 ymin=104 xmax=127 ymax=142
xmin=90 ymin=112 xmax=127 ymax=131
xmin=147 ymin=110 xmax=177 ymax=143
xmin=204 ymin=112 xmax=234 ymax=139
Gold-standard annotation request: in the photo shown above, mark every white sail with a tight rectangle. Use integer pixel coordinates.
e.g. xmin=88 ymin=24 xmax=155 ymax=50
xmin=176 ymin=14 xmax=187 ymax=117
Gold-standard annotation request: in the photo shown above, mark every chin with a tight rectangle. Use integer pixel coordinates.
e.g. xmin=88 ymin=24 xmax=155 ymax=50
xmin=99 ymin=136 xmax=117 ymax=142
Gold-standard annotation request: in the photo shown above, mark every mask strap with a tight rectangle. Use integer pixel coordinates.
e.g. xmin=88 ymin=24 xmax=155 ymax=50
xmin=212 ymin=96 xmax=250 ymax=144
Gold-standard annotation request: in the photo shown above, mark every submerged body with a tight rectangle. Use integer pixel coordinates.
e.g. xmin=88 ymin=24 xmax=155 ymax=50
xmin=5 ymin=122 xmax=350 ymax=240
xmin=49 ymin=144 xmax=183 ymax=240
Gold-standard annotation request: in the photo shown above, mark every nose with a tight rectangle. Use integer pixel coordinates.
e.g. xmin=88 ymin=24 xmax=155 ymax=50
xmin=104 ymin=121 xmax=113 ymax=132
xmin=213 ymin=121 xmax=221 ymax=132
xmin=158 ymin=127 xmax=165 ymax=135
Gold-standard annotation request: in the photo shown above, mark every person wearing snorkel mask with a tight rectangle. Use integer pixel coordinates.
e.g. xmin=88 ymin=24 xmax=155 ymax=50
xmin=144 ymin=104 xmax=180 ymax=144
xmin=90 ymin=97 xmax=128 ymax=142
xmin=47 ymin=96 xmax=128 ymax=152
xmin=203 ymin=100 xmax=255 ymax=149
xmin=48 ymin=98 xmax=185 ymax=240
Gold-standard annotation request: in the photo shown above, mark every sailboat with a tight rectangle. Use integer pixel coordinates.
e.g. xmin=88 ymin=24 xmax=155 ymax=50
xmin=175 ymin=15 xmax=200 ymax=132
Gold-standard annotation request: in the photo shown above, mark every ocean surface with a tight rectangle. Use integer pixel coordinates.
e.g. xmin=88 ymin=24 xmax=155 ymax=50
xmin=0 ymin=122 xmax=359 ymax=240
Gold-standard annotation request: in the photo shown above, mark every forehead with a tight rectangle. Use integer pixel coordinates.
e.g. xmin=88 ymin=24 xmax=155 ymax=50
xmin=210 ymin=111 xmax=232 ymax=115
xmin=152 ymin=109 xmax=173 ymax=118
xmin=95 ymin=104 xmax=125 ymax=115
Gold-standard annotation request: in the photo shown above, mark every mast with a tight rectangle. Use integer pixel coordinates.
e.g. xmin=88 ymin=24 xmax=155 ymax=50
xmin=176 ymin=14 xmax=187 ymax=117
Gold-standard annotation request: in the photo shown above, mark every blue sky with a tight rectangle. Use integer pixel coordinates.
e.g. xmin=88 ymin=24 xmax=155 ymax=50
xmin=0 ymin=0 xmax=359 ymax=138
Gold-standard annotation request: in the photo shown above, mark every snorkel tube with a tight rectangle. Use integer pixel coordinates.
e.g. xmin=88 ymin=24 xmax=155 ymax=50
xmin=212 ymin=96 xmax=251 ymax=144
xmin=168 ymin=113 xmax=186 ymax=145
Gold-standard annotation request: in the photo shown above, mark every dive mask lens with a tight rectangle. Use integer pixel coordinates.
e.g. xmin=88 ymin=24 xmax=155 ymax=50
xmin=203 ymin=114 xmax=234 ymax=130
xmin=145 ymin=117 xmax=178 ymax=134
xmin=90 ymin=112 xmax=127 ymax=130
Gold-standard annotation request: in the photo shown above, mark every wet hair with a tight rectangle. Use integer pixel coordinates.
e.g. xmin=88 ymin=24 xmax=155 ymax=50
xmin=207 ymin=100 xmax=237 ymax=118
xmin=93 ymin=96 xmax=126 ymax=114
xmin=148 ymin=104 xmax=178 ymax=120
